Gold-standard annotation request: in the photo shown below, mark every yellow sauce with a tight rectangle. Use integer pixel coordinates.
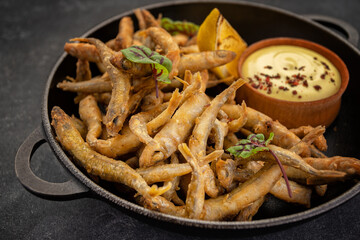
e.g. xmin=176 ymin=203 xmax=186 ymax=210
xmin=241 ymin=45 xmax=341 ymax=101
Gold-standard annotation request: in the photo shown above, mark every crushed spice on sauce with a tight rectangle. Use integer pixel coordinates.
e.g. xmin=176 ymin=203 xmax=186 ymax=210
xmin=241 ymin=45 xmax=341 ymax=101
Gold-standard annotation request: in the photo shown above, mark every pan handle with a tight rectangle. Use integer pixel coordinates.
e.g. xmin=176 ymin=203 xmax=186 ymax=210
xmin=304 ymin=14 xmax=359 ymax=47
xmin=15 ymin=126 xmax=89 ymax=199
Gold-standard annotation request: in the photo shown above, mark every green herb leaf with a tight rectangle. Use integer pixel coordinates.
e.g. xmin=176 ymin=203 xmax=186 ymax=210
xmin=161 ymin=17 xmax=199 ymax=37
xmin=256 ymin=134 xmax=265 ymax=142
xmin=227 ymin=145 xmax=244 ymax=156
xmin=226 ymin=132 xmax=293 ymax=198
xmin=226 ymin=133 xmax=272 ymax=158
xmin=120 ymin=45 xmax=172 ymax=83
xmin=265 ymin=132 xmax=274 ymax=146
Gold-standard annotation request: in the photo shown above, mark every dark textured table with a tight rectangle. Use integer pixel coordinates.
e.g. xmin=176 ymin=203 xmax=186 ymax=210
xmin=2 ymin=0 xmax=360 ymax=239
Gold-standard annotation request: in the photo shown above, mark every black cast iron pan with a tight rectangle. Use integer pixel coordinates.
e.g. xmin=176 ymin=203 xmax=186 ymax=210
xmin=15 ymin=0 xmax=360 ymax=229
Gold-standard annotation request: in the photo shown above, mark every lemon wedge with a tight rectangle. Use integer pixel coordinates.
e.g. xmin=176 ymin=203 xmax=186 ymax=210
xmin=197 ymin=8 xmax=247 ymax=78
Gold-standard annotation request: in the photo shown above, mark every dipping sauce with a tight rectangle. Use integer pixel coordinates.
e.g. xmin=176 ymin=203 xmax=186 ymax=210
xmin=241 ymin=45 xmax=341 ymax=101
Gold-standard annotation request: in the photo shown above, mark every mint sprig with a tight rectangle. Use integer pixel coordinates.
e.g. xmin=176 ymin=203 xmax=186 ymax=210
xmin=227 ymin=133 xmax=292 ymax=198
xmin=161 ymin=17 xmax=199 ymax=37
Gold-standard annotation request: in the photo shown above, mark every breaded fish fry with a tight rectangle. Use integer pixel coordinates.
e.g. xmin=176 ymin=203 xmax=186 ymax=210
xmin=75 ymin=59 xmax=92 ymax=82
xmin=64 ymin=42 xmax=101 ymax=62
xmin=142 ymin=9 xmax=161 ymax=27
xmin=136 ymin=163 xmax=192 ymax=185
xmin=141 ymin=89 xmax=164 ymax=111
xmin=289 ymin=125 xmax=325 ymax=154
xmin=290 ymin=125 xmax=328 ymax=151
xmin=129 ymin=103 xmax=168 ymax=145
xmin=92 ymin=124 xmax=142 ymax=158
xmin=284 ymin=166 xmax=345 ymax=185
xmin=210 ymin=119 xmax=228 ymax=150
xmin=201 ymin=163 xmax=282 ymax=221
xmin=146 ymin=27 xmax=180 ymax=78
xmin=270 ymin=178 xmax=312 ymax=207
xmin=189 ymin=79 xmax=245 ymax=197
xmin=177 ymin=50 xmax=236 ymax=77
xmin=235 ymin=196 xmax=265 ymax=221
xmin=314 ymin=184 xmax=327 ymax=196
xmin=255 ymin=145 xmax=346 ymax=180
xmin=244 ymin=107 xmax=311 ymax=157
xmin=144 ymin=150 xmax=224 ymax=211
xmin=146 ymin=89 xmax=182 ymax=135
xmin=216 ymin=158 xmax=237 ymax=191
xmin=217 ymin=158 xmax=311 ymax=207
xmin=220 ymin=102 xmax=247 ymax=132
xmin=128 ymin=87 xmax=154 ymax=115
xmin=79 ymin=95 xmax=102 ymax=146
xmin=142 ymin=195 xmax=186 ymax=218
xmin=137 ymin=150 xmax=223 ymax=185
xmin=172 ymin=33 xmax=189 ymax=46
xmin=304 ymin=156 xmax=360 ymax=175
xmin=51 ymin=106 xmax=170 ymax=199
xmin=188 ymin=79 xmax=245 ymax=197
xmin=129 ymin=90 xmax=182 ymax=155
xmin=309 ymin=145 xmax=328 ymax=158
xmin=71 ymin=58 xmax=93 ymax=107
xmin=70 ymin=115 xmax=87 ymax=140
xmin=133 ymin=8 xmax=146 ymax=30
xmin=178 ymin=71 xmax=203 ymax=104
xmin=114 ymin=16 xmax=134 ymax=51
xmin=139 ymin=91 xmax=209 ymax=167
xmin=161 ymin=153 xmax=185 ymax=206
xmin=178 ymin=143 xmax=205 ymax=219
xmin=93 ymin=92 xmax=112 ymax=105
xmin=180 ymin=44 xmax=199 ymax=54
xmin=223 ymin=132 xmax=240 ymax=150
xmin=189 ymin=79 xmax=246 ymax=158
xmin=143 ymin=161 xmax=313 ymax=220
xmin=72 ymin=38 xmax=131 ymax=136
xmin=57 ymin=74 xmax=112 ymax=93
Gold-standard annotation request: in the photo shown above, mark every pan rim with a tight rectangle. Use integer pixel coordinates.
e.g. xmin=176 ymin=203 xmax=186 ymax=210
xmin=41 ymin=0 xmax=360 ymax=229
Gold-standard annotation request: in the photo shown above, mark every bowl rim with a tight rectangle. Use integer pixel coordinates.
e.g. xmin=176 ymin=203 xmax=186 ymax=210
xmin=237 ymin=37 xmax=350 ymax=106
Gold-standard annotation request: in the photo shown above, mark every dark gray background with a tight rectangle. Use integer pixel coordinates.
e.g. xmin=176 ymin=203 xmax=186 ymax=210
xmin=1 ymin=0 xmax=359 ymax=239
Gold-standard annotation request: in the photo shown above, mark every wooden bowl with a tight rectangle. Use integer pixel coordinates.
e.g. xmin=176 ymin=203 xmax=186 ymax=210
xmin=237 ymin=37 xmax=349 ymax=128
